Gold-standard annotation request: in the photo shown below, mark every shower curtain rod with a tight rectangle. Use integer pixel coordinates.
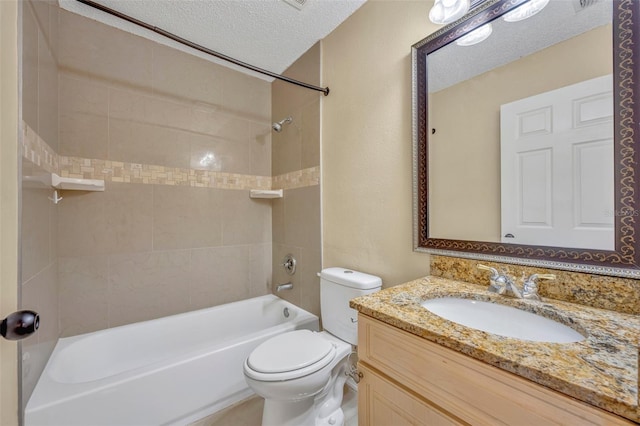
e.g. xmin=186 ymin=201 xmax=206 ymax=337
xmin=75 ymin=0 xmax=330 ymax=96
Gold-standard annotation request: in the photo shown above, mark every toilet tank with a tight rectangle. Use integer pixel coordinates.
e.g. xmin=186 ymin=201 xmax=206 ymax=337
xmin=320 ymin=267 xmax=382 ymax=345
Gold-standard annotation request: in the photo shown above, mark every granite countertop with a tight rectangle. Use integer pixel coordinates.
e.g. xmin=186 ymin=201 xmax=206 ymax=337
xmin=350 ymin=276 xmax=640 ymax=422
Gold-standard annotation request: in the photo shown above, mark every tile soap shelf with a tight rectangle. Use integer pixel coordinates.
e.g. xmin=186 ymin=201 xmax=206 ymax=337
xmin=51 ymin=173 xmax=105 ymax=191
xmin=24 ymin=173 xmax=105 ymax=192
xmin=250 ymin=189 xmax=283 ymax=199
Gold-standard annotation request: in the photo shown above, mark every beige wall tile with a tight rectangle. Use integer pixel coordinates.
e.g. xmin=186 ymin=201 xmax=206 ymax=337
xmin=53 ymin=8 xmax=277 ymax=337
xmin=299 ymin=248 xmax=322 ymax=317
xmin=21 ymin=185 xmax=51 ymax=283
xmin=28 ymin=262 xmax=59 ymax=346
xmin=58 ymin=182 xmax=153 ymax=257
xmin=109 ymin=118 xmax=191 ymax=168
xmin=104 ymin=182 xmax=153 ymax=254
xmin=151 ymin=44 xmax=224 ymax=107
xmin=222 ymin=190 xmax=271 ymax=245
xmin=271 ymin=114 xmax=302 ymax=176
xmin=59 ymin=112 xmax=109 ymax=159
xmin=221 ymin=71 xmax=271 ymax=121
xmin=251 ymin=128 xmax=271 ymax=177
xmin=249 ymin=243 xmax=272 ymax=298
xmin=49 ymin=199 xmax=58 ymax=263
xmin=190 ymin=245 xmax=250 ymax=310
xmin=22 ymin=6 xmax=38 ymax=132
xmin=59 ymin=10 xmax=153 ymax=89
xmin=60 ymin=73 xmax=109 ymax=115
xmin=109 ymin=87 xmax=194 ymax=135
xmin=190 ymin=107 xmax=232 ymax=137
xmin=29 ymin=0 xmax=49 ymax=39
xmin=38 ymin=31 xmax=58 ymax=150
xmin=59 ymin=73 xmax=109 ymax=158
xmin=47 ymin=2 xmax=58 ymax=61
xmin=284 ymin=186 xmax=321 ymax=249
xmin=284 ymin=42 xmax=321 ymax=87
xmin=59 ymin=256 xmax=109 ymax=337
xmin=271 ymin=197 xmax=285 ymax=245
xmin=301 ymin=99 xmax=320 ymax=169
xmin=21 ymin=261 xmax=59 ymax=404
xmin=217 ymin=116 xmax=271 ymax=148
xmin=108 ymin=250 xmax=191 ymax=327
xmin=153 ymin=185 xmax=223 ymax=250
xmin=190 ymin=133 xmax=252 ymax=174
xmin=57 ymin=190 xmax=109 ymax=257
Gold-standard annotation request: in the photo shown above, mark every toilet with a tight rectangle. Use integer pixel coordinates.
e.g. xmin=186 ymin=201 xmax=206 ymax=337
xmin=243 ymin=267 xmax=382 ymax=426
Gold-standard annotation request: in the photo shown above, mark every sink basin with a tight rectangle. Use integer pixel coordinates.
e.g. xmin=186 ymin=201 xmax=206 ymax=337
xmin=421 ymin=297 xmax=585 ymax=343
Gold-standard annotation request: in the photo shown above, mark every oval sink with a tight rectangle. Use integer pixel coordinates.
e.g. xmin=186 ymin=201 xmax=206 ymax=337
xmin=421 ymin=297 xmax=585 ymax=343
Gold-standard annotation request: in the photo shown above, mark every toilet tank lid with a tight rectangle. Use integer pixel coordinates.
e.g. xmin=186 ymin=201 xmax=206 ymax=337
xmin=320 ymin=267 xmax=382 ymax=290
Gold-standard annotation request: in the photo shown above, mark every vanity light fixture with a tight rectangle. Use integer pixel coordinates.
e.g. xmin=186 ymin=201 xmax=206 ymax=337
xmin=429 ymin=0 xmax=470 ymax=25
xmin=455 ymin=23 xmax=493 ymax=46
xmin=503 ymin=0 xmax=550 ymax=22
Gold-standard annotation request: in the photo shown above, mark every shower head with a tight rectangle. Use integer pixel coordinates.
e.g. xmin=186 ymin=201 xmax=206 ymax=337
xmin=272 ymin=116 xmax=293 ymax=132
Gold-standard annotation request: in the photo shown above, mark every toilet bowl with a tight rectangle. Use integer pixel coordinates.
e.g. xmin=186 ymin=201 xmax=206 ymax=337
xmin=243 ymin=268 xmax=382 ymax=426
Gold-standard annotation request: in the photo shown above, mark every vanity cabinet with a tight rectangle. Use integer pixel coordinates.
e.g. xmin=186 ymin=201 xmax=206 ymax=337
xmin=357 ymin=314 xmax=635 ymax=426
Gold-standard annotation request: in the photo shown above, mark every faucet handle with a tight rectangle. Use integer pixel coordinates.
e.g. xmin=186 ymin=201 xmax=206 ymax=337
xmin=477 ymin=264 xmax=499 ymax=277
xmin=535 ymin=274 xmax=556 ymax=281
xmin=522 ymin=274 xmax=555 ymax=300
xmin=477 ymin=264 xmax=505 ymax=294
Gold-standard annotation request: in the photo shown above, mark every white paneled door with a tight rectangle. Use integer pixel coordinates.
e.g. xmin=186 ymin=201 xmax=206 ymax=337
xmin=500 ymin=75 xmax=614 ymax=250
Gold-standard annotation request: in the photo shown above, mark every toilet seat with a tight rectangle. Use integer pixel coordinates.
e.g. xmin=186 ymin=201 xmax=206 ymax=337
xmin=244 ymin=330 xmax=336 ymax=382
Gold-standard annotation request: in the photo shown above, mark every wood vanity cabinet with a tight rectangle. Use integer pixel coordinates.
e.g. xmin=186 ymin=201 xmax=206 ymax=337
xmin=357 ymin=314 xmax=635 ymax=426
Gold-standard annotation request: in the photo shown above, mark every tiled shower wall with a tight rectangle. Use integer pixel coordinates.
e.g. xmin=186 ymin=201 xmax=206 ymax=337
xmin=271 ymin=43 xmax=323 ymax=317
xmin=56 ymin=10 xmax=273 ymax=337
xmin=20 ymin=0 xmax=60 ymax=406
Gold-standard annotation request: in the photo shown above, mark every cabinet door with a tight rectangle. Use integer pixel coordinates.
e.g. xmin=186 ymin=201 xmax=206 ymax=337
xmin=358 ymin=363 xmax=465 ymax=426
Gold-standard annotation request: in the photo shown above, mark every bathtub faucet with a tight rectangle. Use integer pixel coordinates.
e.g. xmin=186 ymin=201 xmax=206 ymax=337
xmin=276 ymin=283 xmax=293 ymax=292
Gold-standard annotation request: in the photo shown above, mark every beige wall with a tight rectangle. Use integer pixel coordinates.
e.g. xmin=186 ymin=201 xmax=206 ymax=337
xmin=429 ymin=25 xmax=612 ymax=242
xmin=57 ymin=10 xmax=273 ymax=336
xmin=1 ymin=1 xmax=20 ymax=423
xmin=271 ymin=43 xmax=322 ymax=316
xmin=20 ymin=0 xmax=60 ymax=407
xmin=321 ymin=0 xmax=435 ymax=287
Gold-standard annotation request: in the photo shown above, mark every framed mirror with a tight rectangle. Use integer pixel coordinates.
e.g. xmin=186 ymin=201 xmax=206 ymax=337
xmin=412 ymin=0 xmax=640 ymax=278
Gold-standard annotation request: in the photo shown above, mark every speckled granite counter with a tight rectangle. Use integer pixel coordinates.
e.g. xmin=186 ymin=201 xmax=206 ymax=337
xmin=350 ymin=276 xmax=640 ymax=422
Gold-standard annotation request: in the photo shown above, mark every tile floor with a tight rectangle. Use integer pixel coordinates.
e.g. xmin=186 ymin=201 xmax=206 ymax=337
xmin=191 ymin=386 xmax=358 ymax=426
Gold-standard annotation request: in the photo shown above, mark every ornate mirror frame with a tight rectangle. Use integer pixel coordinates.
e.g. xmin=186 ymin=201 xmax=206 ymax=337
xmin=412 ymin=0 xmax=640 ymax=278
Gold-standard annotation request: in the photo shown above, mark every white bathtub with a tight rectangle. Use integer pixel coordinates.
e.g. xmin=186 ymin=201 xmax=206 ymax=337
xmin=25 ymin=295 xmax=318 ymax=426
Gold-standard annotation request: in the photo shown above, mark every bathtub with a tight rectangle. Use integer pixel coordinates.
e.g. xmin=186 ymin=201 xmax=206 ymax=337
xmin=25 ymin=295 xmax=318 ymax=426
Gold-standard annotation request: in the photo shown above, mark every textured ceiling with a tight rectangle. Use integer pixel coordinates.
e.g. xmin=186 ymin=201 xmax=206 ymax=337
xmin=428 ymin=0 xmax=612 ymax=92
xmin=59 ymin=0 xmax=366 ymax=79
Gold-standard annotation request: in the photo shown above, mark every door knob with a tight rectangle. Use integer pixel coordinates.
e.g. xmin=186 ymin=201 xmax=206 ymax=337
xmin=1 ymin=310 xmax=39 ymax=340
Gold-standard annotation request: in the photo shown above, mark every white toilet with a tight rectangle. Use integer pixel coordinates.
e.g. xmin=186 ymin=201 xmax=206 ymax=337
xmin=243 ymin=267 xmax=382 ymax=426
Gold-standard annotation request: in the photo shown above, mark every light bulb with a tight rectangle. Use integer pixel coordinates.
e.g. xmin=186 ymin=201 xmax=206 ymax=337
xmin=428 ymin=0 xmax=470 ymax=25
xmin=455 ymin=23 xmax=493 ymax=46
xmin=503 ymin=0 xmax=550 ymax=22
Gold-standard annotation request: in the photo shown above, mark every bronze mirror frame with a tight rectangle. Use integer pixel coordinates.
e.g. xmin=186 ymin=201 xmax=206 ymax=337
xmin=412 ymin=0 xmax=640 ymax=278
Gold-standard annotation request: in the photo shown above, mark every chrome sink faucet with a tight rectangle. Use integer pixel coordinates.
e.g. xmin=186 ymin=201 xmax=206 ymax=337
xmin=477 ymin=265 xmax=555 ymax=301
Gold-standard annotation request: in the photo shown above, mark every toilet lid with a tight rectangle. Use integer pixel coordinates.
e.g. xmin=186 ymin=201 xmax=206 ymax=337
xmin=247 ymin=330 xmax=334 ymax=374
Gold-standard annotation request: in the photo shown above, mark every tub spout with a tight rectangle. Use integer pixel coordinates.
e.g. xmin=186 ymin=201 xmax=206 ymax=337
xmin=276 ymin=283 xmax=293 ymax=292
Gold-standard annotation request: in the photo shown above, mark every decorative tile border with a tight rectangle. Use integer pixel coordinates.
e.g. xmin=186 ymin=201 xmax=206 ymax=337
xmin=21 ymin=122 xmax=319 ymax=191
xmin=58 ymin=156 xmax=272 ymax=190
xmin=272 ymin=167 xmax=320 ymax=190
xmin=21 ymin=124 xmax=58 ymax=174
